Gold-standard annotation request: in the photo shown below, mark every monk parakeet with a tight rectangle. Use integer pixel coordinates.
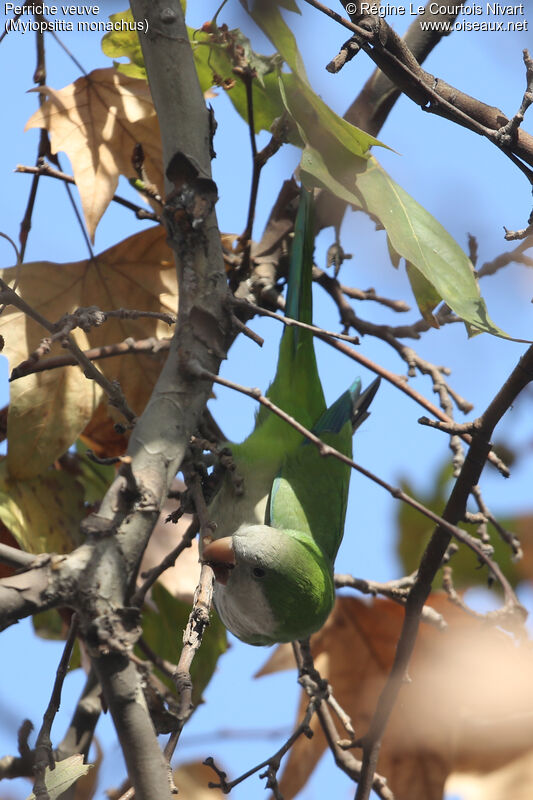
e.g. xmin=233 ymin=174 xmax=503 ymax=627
xmin=202 ymin=188 xmax=379 ymax=645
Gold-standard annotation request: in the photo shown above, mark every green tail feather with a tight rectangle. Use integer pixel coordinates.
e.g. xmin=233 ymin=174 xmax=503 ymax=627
xmin=285 ymin=187 xmax=314 ymax=339
xmin=255 ymin=187 xmax=325 ymax=433
xmin=311 ymin=377 xmax=381 ymax=438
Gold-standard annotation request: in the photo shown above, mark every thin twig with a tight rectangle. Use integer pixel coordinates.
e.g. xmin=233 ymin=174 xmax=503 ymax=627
xmin=131 ymin=520 xmax=198 ymax=607
xmin=476 ymin=235 xmax=533 ymax=278
xmin=335 ymin=574 xmax=446 ymax=629
xmin=18 ymin=20 xmax=47 ymax=263
xmin=353 ymin=345 xmax=533 ymax=800
xmin=494 ymin=49 xmax=533 ymax=145
xmin=233 ymin=297 xmax=359 ymax=344
xmin=312 ymin=320 xmax=509 ymax=477
xmin=164 ymin=469 xmax=216 ymax=761
xmin=0 ymin=279 xmax=137 ymax=423
xmin=294 ymin=640 xmax=393 ymax=800
xmin=10 ymin=336 xmax=172 ymax=380
xmin=0 ymin=231 xmax=20 ymax=277
xmin=341 ymin=285 xmax=409 ymax=312
xmin=12 ymin=307 xmax=174 ymax=380
xmin=238 ymin=132 xmax=285 ymax=279
xmin=302 ymin=0 xmax=533 ymax=178
xmin=62 ymin=337 xmax=137 ymax=425
xmin=136 ymin=639 xmax=178 ymax=682
xmin=55 ymin=669 xmax=101 ymax=764
xmin=16 ymin=164 xmax=160 ymax=222
xmin=32 ymin=615 xmax=78 ymax=800
xmin=471 ymin=485 xmax=523 ymax=561
xmin=204 ymin=701 xmax=317 ymax=797
xmin=191 ymin=363 xmax=517 ymax=591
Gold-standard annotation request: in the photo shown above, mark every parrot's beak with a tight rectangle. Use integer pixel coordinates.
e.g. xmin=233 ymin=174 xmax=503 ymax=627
xmin=202 ymin=537 xmax=236 ymax=585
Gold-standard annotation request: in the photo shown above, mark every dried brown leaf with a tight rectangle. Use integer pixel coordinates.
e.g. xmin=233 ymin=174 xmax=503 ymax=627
xmin=263 ymin=595 xmax=533 ymax=800
xmin=1 ymin=226 xmax=176 ymax=478
xmin=25 ymin=68 xmax=163 ymax=239
xmin=80 ymin=400 xmax=130 ymax=459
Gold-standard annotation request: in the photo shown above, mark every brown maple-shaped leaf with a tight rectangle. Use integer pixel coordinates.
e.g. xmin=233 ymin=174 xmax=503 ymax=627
xmin=1 ymin=225 xmax=176 ymax=479
xmin=25 ymin=68 xmax=163 ymax=240
xmin=258 ymin=595 xmax=533 ymax=800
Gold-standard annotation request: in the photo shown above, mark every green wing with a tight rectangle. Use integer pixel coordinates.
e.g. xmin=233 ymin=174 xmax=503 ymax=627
xmin=268 ymin=378 xmax=380 ymax=561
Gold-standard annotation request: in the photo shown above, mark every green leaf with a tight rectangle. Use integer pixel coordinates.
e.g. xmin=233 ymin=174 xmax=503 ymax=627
xmin=299 ymin=143 xmax=366 ymax=202
xmin=396 ymin=461 xmax=524 ymax=591
xmin=244 ymin=0 xmax=307 ymax=77
xmin=25 ymin=755 xmax=92 ymax=800
xmin=251 ymin=3 xmax=381 ymax=155
xmin=280 ymin=73 xmax=380 ymax=158
xmin=102 ymin=9 xmax=287 ymax=134
xmin=74 ymin=442 xmax=115 ymax=505
xmin=278 ymin=0 xmax=301 ymax=10
xmin=300 ymin=146 xmax=511 ymax=338
xmin=355 ymin=159 xmax=516 ymax=337
xmin=195 ymin=35 xmax=286 ymax=133
xmin=387 ymin=235 xmax=401 ymax=269
xmin=142 ymin=583 xmax=227 ymax=703
xmin=406 ymin=262 xmax=441 ymax=327
xmin=33 ymin=609 xmax=66 ymax=639
xmin=101 ymin=12 xmax=147 ymax=79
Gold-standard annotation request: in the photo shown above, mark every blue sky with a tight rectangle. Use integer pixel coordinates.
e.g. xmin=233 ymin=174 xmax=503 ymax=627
xmin=0 ymin=2 xmax=532 ymax=799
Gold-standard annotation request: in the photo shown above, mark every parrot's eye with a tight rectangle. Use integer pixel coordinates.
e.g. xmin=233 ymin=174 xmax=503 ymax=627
xmin=252 ymin=567 xmax=266 ymax=578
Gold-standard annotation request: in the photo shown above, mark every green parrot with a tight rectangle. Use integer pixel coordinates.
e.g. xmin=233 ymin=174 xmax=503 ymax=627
xmin=202 ymin=188 xmax=379 ymax=646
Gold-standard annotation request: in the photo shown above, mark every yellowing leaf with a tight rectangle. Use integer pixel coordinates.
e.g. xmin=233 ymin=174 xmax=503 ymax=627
xmin=101 ymin=12 xmax=147 ymax=80
xmin=25 ymin=755 xmax=92 ymax=800
xmin=261 ymin=596 xmax=533 ymax=800
xmin=0 ymin=460 xmax=85 ymax=554
xmin=25 ymin=68 xmax=163 ymax=239
xmin=8 ymin=365 xmax=103 ymax=481
xmin=1 ymin=226 xmax=177 ymax=478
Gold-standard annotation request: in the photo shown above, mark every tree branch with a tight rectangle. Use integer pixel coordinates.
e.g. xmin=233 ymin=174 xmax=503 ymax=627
xmin=306 ymin=1 xmax=533 ymax=174
xmin=191 ymin=364 xmax=519 ymax=598
xmin=354 ymin=344 xmax=533 ymax=800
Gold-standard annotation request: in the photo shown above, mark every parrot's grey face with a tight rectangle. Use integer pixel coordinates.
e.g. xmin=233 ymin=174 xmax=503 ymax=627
xmin=203 ymin=524 xmax=283 ymax=645
xmin=202 ymin=524 xmax=334 ymax=646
